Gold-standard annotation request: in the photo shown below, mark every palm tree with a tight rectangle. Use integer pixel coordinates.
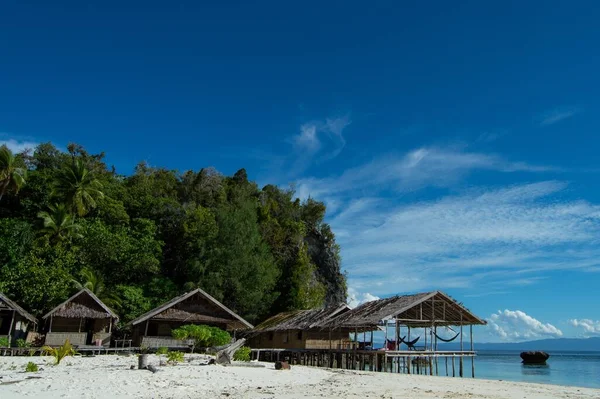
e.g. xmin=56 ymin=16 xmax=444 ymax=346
xmin=37 ymin=203 xmax=82 ymax=243
xmin=53 ymin=160 xmax=104 ymax=216
xmin=0 ymin=145 xmax=26 ymax=201
xmin=72 ymin=267 xmax=121 ymax=309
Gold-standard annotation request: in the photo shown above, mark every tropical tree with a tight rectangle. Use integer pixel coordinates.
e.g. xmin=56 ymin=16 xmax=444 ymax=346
xmin=0 ymin=145 xmax=26 ymax=201
xmin=53 ymin=160 xmax=104 ymax=216
xmin=37 ymin=204 xmax=82 ymax=243
xmin=71 ymin=267 xmax=121 ymax=309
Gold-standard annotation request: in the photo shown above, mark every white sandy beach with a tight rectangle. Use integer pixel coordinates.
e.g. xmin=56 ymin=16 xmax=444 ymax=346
xmin=0 ymin=354 xmax=598 ymax=399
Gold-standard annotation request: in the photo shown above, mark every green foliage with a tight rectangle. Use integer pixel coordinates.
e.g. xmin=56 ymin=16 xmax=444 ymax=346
xmin=16 ymin=339 xmax=31 ymax=348
xmin=0 ymin=337 xmax=9 ymax=347
xmin=42 ymin=339 xmax=77 ymax=365
xmin=156 ymin=347 xmax=168 ymax=355
xmin=25 ymin=362 xmax=39 ymax=372
xmin=53 ymin=159 xmax=104 ymax=216
xmin=0 ymin=142 xmax=346 ymax=329
xmin=171 ymin=324 xmax=231 ymax=352
xmin=233 ymin=346 xmax=251 ymax=362
xmin=0 ymin=144 xmax=27 ymax=201
xmin=166 ymin=351 xmax=185 ymax=364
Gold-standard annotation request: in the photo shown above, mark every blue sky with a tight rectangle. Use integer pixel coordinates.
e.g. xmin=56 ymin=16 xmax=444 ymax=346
xmin=2 ymin=1 xmax=600 ymax=342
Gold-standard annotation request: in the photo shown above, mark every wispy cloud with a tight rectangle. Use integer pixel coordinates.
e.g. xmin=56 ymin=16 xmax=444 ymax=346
xmin=292 ymin=115 xmax=350 ymax=161
xmin=486 ymin=310 xmax=563 ymax=342
xmin=347 ymin=287 xmax=380 ymax=308
xmin=569 ymin=319 xmax=600 ymax=336
xmin=295 ymin=146 xmax=559 ymax=200
xmin=0 ymin=138 xmax=39 ymax=153
xmin=539 ymin=106 xmax=581 ymax=126
xmin=292 ymin=146 xmax=599 ymax=297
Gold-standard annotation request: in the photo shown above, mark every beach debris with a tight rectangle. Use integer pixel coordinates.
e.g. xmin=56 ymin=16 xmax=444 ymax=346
xmin=147 ymin=365 xmax=159 ymax=373
xmin=215 ymin=338 xmax=246 ymax=365
xmin=520 ymin=351 xmax=550 ymax=364
xmin=138 ymin=354 xmax=149 ymax=369
xmin=275 ymin=361 xmax=290 ymax=370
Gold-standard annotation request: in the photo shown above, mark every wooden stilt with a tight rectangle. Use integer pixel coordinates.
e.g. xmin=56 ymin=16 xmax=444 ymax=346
xmin=49 ymin=315 xmax=53 ymax=333
xmin=7 ymin=310 xmax=16 ymax=346
xmin=144 ymin=320 xmax=149 ymax=336
xmin=470 ymin=324 xmax=475 ymax=378
xmin=78 ymin=317 xmax=83 ymax=333
xmin=452 ymin=356 xmax=455 ymax=377
xmin=460 ymin=313 xmax=464 ymax=377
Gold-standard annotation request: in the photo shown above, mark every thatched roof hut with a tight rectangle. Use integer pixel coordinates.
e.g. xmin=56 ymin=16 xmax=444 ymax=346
xmin=43 ymin=289 xmax=118 ymax=321
xmin=0 ymin=293 xmax=37 ymax=345
xmin=252 ymin=303 xmax=350 ymax=333
xmin=128 ymin=288 xmax=253 ymax=347
xmin=0 ymin=293 xmax=37 ymax=325
xmin=248 ymin=303 xmax=351 ymax=350
xmin=42 ymin=289 xmax=118 ymax=347
xmin=321 ymin=291 xmax=486 ymax=330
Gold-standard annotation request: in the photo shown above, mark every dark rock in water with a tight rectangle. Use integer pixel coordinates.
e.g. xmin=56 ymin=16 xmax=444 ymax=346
xmin=520 ymin=351 xmax=550 ymax=364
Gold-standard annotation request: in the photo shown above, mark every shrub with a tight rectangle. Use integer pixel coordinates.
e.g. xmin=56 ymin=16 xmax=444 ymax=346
xmin=233 ymin=346 xmax=251 ymax=362
xmin=166 ymin=351 xmax=184 ymax=364
xmin=25 ymin=362 xmax=39 ymax=372
xmin=171 ymin=324 xmax=231 ymax=352
xmin=0 ymin=337 xmax=9 ymax=347
xmin=156 ymin=347 xmax=168 ymax=355
xmin=16 ymin=338 xmax=31 ymax=348
xmin=42 ymin=339 xmax=77 ymax=365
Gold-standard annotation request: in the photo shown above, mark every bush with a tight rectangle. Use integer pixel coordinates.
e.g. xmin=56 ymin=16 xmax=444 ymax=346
xmin=0 ymin=337 xmax=9 ymax=347
xmin=25 ymin=362 xmax=39 ymax=372
xmin=156 ymin=347 xmax=168 ymax=355
xmin=171 ymin=324 xmax=231 ymax=352
xmin=233 ymin=346 xmax=251 ymax=362
xmin=16 ymin=338 xmax=31 ymax=348
xmin=166 ymin=351 xmax=184 ymax=364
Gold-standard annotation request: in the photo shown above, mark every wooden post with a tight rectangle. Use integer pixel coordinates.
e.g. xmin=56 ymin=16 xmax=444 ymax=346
xmin=384 ymin=321 xmax=388 ymax=350
xmin=445 ymin=356 xmax=448 ymax=376
xmin=328 ymin=328 xmax=333 ymax=368
xmin=460 ymin=313 xmax=464 ymax=377
xmin=7 ymin=310 xmax=16 ymax=346
xmin=78 ymin=317 xmax=83 ymax=333
xmin=144 ymin=320 xmax=149 ymax=336
xmin=470 ymin=324 xmax=475 ymax=378
xmin=108 ymin=318 xmax=112 ymax=333
xmin=452 ymin=356 xmax=455 ymax=377
xmin=49 ymin=315 xmax=53 ymax=333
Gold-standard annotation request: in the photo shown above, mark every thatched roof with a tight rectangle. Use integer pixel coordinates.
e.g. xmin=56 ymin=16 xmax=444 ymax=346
xmin=128 ymin=288 xmax=253 ymax=330
xmin=253 ymin=303 xmax=350 ymax=332
xmin=0 ymin=292 xmax=37 ymax=324
xmin=321 ymin=291 xmax=486 ymax=329
xmin=43 ymin=289 xmax=118 ymax=320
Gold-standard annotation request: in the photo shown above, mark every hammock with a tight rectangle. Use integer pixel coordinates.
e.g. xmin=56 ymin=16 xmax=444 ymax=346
xmin=433 ymin=331 xmax=460 ymax=343
xmin=398 ymin=335 xmax=420 ymax=348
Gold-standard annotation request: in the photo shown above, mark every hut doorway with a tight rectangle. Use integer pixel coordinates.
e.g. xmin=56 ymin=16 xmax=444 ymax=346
xmin=84 ymin=318 xmax=95 ymax=345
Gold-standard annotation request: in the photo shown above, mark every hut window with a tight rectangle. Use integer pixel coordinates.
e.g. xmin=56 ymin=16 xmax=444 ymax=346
xmin=297 ymin=331 xmax=302 ymax=340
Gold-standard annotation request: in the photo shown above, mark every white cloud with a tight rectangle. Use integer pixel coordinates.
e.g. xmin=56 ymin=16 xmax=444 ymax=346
xmin=292 ymin=145 xmax=600 ymax=295
xmin=539 ymin=107 xmax=581 ymax=126
xmin=0 ymin=138 xmax=39 ymax=153
xmin=569 ymin=319 xmax=600 ymax=335
xmin=294 ymin=124 xmax=320 ymax=152
xmin=347 ymin=287 xmax=380 ymax=308
xmin=486 ymin=310 xmax=563 ymax=342
xmin=295 ymin=146 xmax=559 ymax=200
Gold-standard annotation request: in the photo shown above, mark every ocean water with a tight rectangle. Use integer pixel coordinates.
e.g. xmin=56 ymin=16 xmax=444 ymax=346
xmin=474 ymin=351 xmax=600 ymax=389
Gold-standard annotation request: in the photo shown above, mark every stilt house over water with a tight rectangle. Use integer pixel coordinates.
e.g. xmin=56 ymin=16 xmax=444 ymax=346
xmin=128 ymin=288 xmax=253 ymax=348
xmin=42 ymin=289 xmax=118 ymax=347
xmin=248 ymin=303 xmax=351 ymax=350
xmin=0 ymin=293 xmax=37 ymax=346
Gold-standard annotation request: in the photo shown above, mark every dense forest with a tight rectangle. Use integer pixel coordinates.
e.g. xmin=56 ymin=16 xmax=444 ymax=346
xmin=0 ymin=143 xmax=347 ymax=327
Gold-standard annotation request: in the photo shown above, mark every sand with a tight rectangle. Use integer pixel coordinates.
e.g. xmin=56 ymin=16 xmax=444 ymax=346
xmin=0 ymin=354 xmax=597 ymax=398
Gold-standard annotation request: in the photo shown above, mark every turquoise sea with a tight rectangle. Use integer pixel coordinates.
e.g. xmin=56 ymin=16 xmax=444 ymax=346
xmin=475 ymin=351 xmax=600 ymax=389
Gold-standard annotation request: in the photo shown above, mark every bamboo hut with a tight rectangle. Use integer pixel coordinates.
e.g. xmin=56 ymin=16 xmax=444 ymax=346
xmin=248 ymin=303 xmax=352 ymax=350
xmin=129 ymin=288 xmax=253 ymax=348
xmin=0 ymin=293 xmax=37 ymax=346
xmin=42 ymin=289 xmax=118 ymax=347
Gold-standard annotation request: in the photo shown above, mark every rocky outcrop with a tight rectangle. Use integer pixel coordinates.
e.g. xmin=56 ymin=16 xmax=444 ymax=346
xmin=520 ymin=351 xmax=550 ymax=364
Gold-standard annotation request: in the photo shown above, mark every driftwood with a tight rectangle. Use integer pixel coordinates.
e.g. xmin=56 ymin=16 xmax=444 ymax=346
xmin=215 ymin=338 xmax=246 ymax=365
xmin=147 ymin=364 xmax=159 ymax=373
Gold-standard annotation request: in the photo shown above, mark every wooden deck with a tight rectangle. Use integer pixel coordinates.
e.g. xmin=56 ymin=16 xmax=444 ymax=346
xmin=250 ymin=348 xmax=478 ymax=377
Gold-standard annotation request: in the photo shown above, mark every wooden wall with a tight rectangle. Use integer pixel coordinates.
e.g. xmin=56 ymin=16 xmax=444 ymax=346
xmin=249 ymin=329 xmax=351 ymax=350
